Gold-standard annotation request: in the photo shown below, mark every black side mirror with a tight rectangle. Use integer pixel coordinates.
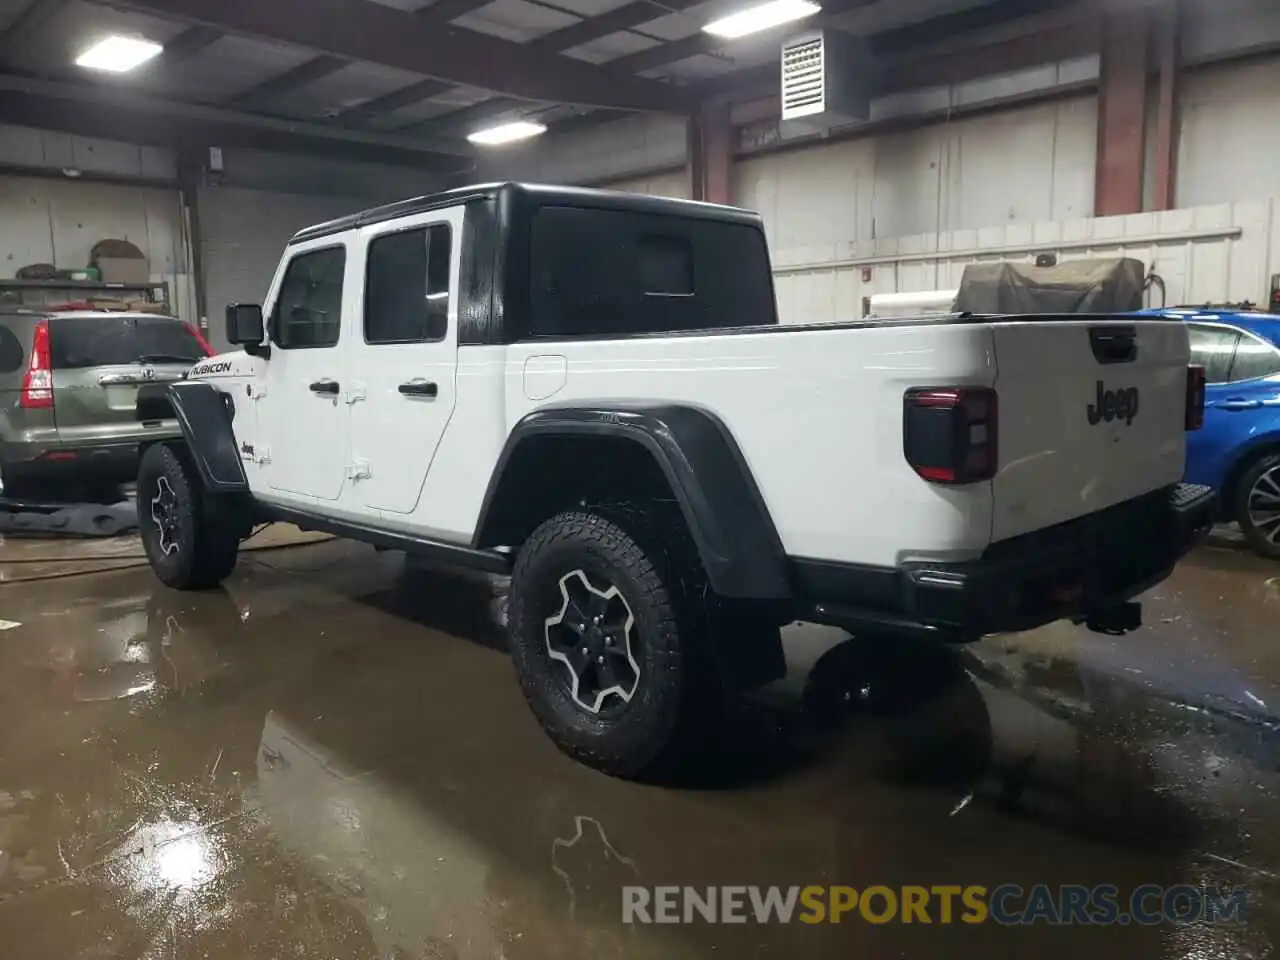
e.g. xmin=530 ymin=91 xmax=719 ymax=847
xmin=226 ymin=303 xmax=268 ymax=357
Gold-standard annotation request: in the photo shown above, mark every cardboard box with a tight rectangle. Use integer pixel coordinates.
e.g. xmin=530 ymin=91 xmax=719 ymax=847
xmin=95 ymin=257 xmax=150 ymax=285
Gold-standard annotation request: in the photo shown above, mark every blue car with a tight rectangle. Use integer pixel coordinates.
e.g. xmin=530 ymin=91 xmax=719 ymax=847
xmin=1136 ymin=308 xmax=1280 ymax=557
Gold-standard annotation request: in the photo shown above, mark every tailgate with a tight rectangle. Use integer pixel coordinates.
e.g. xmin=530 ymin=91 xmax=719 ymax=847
xmin=991 ymin=318 xmax=1189 ymax=542
xmin=50 ymin=315 xmax=199 ymax=444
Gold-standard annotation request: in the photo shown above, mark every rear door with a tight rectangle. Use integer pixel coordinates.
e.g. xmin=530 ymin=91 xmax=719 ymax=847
xmin=345 ymin=207 xmax=462 ymax=516
xmin=49 ymin=315 xmax=204 ymax=446
xmin=1188 ymin=321 xmax=1280 ymax=488
xmin=989 ymin=317 xmax=1190 ymax=542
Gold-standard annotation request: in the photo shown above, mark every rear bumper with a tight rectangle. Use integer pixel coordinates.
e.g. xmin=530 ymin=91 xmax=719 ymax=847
xmin=799 ymin=483 xmax=1216 ymax=642
xmin=0 ymin=437 xmax=170 ymax=483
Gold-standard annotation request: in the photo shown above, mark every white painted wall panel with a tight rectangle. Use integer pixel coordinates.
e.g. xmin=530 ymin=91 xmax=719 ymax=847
xmin=1177 ymin=57 xmax=1280 ymax=209
xmin=0 ymin=123 xmax=177 ymax=180
xmin=768 ymin=201 xmax=1279 ymax=324
xmin=198 ymin=185 xmax=368 ymax=352
xmin=598 ymin=169 xmax=690 ymax=198
xmin=736 ymin=95 xmax=1097 ymax=255
xmin=0 ymin=173 xmax=194 ymax=321
xmin=473 ymin=113 xmax=687 ymax=186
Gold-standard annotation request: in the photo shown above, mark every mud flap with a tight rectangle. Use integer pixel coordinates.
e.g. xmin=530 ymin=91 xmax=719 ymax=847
xmin=707 ymin=599 xmax=787 ymax=691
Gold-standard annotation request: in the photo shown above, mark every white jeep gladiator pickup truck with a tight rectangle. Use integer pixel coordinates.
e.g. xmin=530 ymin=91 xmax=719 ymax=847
xmin=136 ymin=182 xmax=1214 ymax=777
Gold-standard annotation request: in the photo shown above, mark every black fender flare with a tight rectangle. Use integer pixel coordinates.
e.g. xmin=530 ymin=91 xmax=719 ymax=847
xmin=164 ymin=381 xmax=248 ymax=494
xmin=474 ymin=404 xmax=791 ymax=601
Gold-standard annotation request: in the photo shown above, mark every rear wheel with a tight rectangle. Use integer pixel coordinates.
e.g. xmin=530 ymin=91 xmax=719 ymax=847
xmin=1236 ymin=452 xmax=1280 ymax=559
xmin=138 ymin=444 xmax=241 ymax=589
xmin=507 ymin=510 xmax=713 ymax=778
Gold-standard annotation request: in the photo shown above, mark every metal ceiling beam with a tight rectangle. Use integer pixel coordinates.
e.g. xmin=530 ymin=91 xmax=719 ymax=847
xmin=868 ymin=0 xmax=1076 ymax=54
xmin=0 ymin=0 xmax=72 ymax=61
xmin=230 ymin=54 xmax=348 ymax=108
xmin=280 ymin=0 xmax=492 ymax=122
xmin=338 ymin=78 xmax=451 ymax=124
xmin=605 ymin=0 xmax=881 ymax=77
xmin=608 ymin=32 xmax=711 ymax=75
xmin=145 ymin=24 xmax=223 ymax=68
xmin=382 ymin=0 xmax=715 ymax=134
xmin=407 ymin=96 xmax=527 ymax=136
xmin=105 ymin=0 xmax=685 ymax=111
xmin=0 ymin=72 xmax=475 ymax=156
xmin=339 ymin=0 xmax=703 ymax=125
xmin=527 ymin=0 xmax=684 ymax=54
xmin=414 ymin=0 xmax=495 ymax=22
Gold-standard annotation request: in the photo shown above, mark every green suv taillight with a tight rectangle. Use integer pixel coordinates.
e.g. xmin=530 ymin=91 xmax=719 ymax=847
xmin=20 ymin=320 xmax=53 ymax=409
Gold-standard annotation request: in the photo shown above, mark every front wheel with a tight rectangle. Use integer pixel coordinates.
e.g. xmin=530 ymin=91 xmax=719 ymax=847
xmin=1236 ymin=453 xmax=1280 ymax=559
xmin=138 ymin=444 xmax=241 ymax=589
xmin=507 ymin=510 xmax=711 ymax=778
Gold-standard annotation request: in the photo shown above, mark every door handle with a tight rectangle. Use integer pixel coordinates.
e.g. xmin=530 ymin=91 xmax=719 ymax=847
xmin=398 ymin=379 xmax=438 ymax=398
xmin=309 ymin=379 xmax=340 ymax=395
xmin=1219 ymin=398 xmax=1262 ymax=411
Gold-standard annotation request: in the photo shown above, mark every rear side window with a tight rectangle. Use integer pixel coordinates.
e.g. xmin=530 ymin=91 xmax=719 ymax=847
xmin=1188 ymin=324 xmax=1239 ymax=384
xmin=0 ymin=324 xmax=25 ymax=373
xmin=527 ymin=206 xmax=775 ymax=339
xmin=364 ymin=223 xmax=452 ymax=344
xmin=50 ymin=316 xmax=205 ymax=369
xmin=272 ymin=246 xmax=346 ymax=349
xmin=1228 ymin=333 xmax=1280 ymax=382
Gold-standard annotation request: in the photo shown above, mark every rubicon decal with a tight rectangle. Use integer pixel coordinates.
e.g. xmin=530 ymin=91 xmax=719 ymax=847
xmin=191 ymin=360 xmax=234 ymax=377
xmin=1087 ymin=381 xmax=1140 ymax=426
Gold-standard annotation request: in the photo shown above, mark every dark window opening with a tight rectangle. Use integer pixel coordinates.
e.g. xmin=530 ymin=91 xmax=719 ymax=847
xmin=364 ymin=223 xmax=452 ymax=345
xmin=527 ymin=205 xmax=774 ymax=339
xmin=272 ymin=246 xmax=346 ymax=349
xmin=50 ymin=316 xmax=205 ymax=369
xmin=639 ymin=234 xmax=693 ymax=296
xmin=1228 ymin=333 xmax=1280 ymax=382
xmin=1188 ymin=324 xmax=1239 ymax=384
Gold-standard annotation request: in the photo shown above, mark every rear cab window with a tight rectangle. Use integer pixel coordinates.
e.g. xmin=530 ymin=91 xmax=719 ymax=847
xmin=50 ymin=315 xmax=207 ymax=368
xmin=526 ymin=205 xmax=776 ymax=339
xmin=1187 ymin=324 xmax=1240 ymax=384
xmin=1228 ymin=331 xmax=1280 ymax=382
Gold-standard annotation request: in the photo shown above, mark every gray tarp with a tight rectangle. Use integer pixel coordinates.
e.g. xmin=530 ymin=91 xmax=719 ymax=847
xmin=954 ymin=258 xmax=1145 ymax=314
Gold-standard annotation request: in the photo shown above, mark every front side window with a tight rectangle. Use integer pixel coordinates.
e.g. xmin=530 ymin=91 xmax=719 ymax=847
xmin=271 ymin=246 xmax=346 ymax=349
xmin=1228 ymin=332 xmax=1280 ymax=382
xmin=1188 ymin=324 xmax=1239 ymax=384
xmin=364 ymin=223 xmax=452 ymax=344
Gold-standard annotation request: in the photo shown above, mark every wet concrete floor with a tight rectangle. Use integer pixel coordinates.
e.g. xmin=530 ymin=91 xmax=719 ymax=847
xmin=0 ymin=533 xmax=1278 ymax=958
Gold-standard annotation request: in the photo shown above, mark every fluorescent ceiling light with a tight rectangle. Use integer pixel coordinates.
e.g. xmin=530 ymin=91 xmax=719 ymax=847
xmin=467 ymin=120 xmax=547 ymax=146
xmin=75 ymin=35 xmax=163 ymax=73
xmin=703 ymin=0 xmax=820 ymax=38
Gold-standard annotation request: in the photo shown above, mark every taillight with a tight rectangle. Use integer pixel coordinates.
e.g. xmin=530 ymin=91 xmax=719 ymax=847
xmin=20 ymin=320 xmax=53 ymax=409
xmin=903 ymin=386 xmax=998 ymax=484
xmin=1185 ymin=365 xmax=1206 ymax=431
xmin=189 ymin=323 xmax=215 ymax=357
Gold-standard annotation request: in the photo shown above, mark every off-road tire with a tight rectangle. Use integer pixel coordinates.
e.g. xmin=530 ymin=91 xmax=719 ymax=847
xmin=1236 ymin=451 xmax=1280 ymax=559
xmin=138 ymin=444 xmax=240 ymax=589
xmin=508 ymin=509 xmax=713 ymax=778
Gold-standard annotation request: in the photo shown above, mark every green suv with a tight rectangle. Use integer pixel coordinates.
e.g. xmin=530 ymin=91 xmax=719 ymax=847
xmin=0 ymin=310 xmax=209 ymax=499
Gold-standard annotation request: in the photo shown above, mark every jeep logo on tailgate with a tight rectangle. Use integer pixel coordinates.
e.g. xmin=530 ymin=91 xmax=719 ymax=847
xmin=1087 ymin=381 xmax=1140 ymax=426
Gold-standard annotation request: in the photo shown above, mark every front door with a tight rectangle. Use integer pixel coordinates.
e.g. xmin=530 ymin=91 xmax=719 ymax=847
xmin=345 ymin=207 xmax=463 ymax=515
xmin=257 ymin=241 xmax=352 ymax=502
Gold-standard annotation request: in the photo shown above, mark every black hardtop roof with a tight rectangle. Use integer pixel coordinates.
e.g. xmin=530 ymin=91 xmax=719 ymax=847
xmin=289 ymin=181 xmax=762 ymax=245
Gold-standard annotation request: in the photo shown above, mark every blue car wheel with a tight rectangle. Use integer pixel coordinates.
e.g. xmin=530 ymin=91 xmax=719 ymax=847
xmin=1237 ymin=452 xmax=1280 ymax=559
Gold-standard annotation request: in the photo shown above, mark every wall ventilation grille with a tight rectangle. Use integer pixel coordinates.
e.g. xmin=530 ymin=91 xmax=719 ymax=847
xmin=781 ymin=35 xmax=825 ymax=119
